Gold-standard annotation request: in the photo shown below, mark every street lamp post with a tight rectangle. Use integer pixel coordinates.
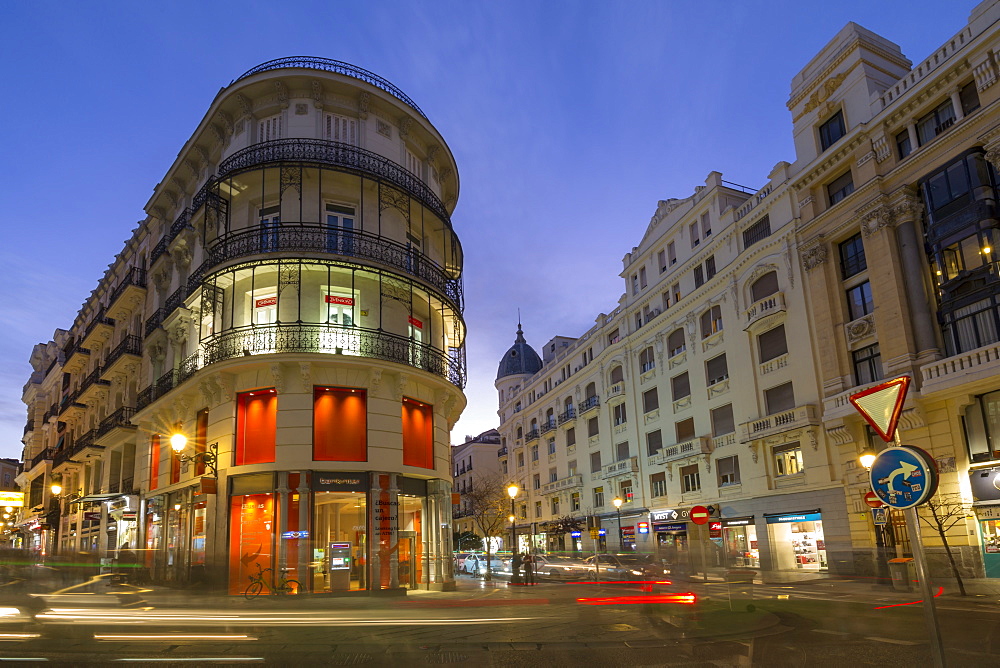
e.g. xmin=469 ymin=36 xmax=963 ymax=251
xmin=613 ymin=497 xmax=623 ymax=552
xmin=169 ymin=432 xmax=220 ymax=477
xmin=508 ymin=484 xmax=521 ymax=584
xmin=859 ymin=447 xmax=892 ymax=586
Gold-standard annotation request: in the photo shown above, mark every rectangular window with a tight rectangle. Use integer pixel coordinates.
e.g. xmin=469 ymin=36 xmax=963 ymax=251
xmin=658 ymin=250 xmax=667 ymax=273
xmin=639 ymin=266 xmax=647 ymax=289
xmin=613 ymin=403 xmax=627 ymax=426
xmin=819 ymin=110 xmax=846 ymax=151
xmin=259 ymin=113 xmax=282 ymax=142
xmin=701 ymin=211 xmax=712 ymax=237
xmin=668 ymin=241 xmax=677 ymax=265
xmin=314 ymin=387 xmax=367 ymax=461
xmin=531 ymin=444 xmax=539 ymax=461
xmin=839 ymin=233 xmax=867 ymax=279
xmin=765 ymin=382 xmax=795 ymax=415
xmin=324 ymin=113 xmax=357 ymax=145
xmin=916 ymin=99 xmax=956 ymax=146
xmin=676 ymin=417 xmax=695 ymax=442
xmin=608 ymin=328 xmax=620 ymax=345
xmin=548 ymin=438 xmax=556 ymax=455
xmin=774 ymin=442 xmax=803 ymax=476
xmin=846 ymin=281 xmax=874 ymax=320
xmin=594 ymin=486 xmax=605 ymax=507
xmin=170 ymin=436 xmax=180 ymax=485
xmin=925 ymin=158 xmax=973 ymax=214
xmin=960 ymin=81 xmax=981 ymax=116
xmin=535 ymin=501 xmax=542 ymax=518
xmin=551 ymin=498 xmax=560 ymax=515
xmin=402 ymin=397 xmax=434 ymax=469
xmin=149 ymin=435 xmax=160 ymax=490
xmin=643 ymin=388 xmax=659 ymax=414
xmin=533 ymin=474 xmax=540 ymax=490
xmin=616 ymin=442 xmax=630 ymax=462
xmin=590 ymin=451 xmax=602 ymax=473
xmin=517 ymin=451 xmax=525 ymax=468
xmin=236 ymin=389 xmax=277 ymax=465
xmin=827 ymin=170 xmax=855 ymax=205
xmin=639 ymin=347 xmax=655 ymax=373
xmin=588 ymin=417 xmax=600 ymax=437
xmin=631 ymin=274 xmax=639 ymax=295
xmin=549 ymin=467 xmax=558 ymax=483
xmin=758 ymin=325 xmax=788 ymax=363
xmin=681 ymin=464 xmax=701 ymax=493
xmin=405 ymin=148 xmax=421 ymax=177
xmin=706 ymin=354 xmax=729 ymax=386
xmin=852 ymin=344 xmax=883 ymax=386
xmin=717 ymin=455 xmax=741 ymax=486
xmin=694 ymin=265 xmax=705 ymax=288
xmin=711 ymin=404 xmax=735 ymax=437
xmin=672 ymin=282 xmax=681 ymax=303
xmin=671 ymin=372 xmax=691 ymax=401
xmin=651 ymin=472 xmax=667 ymax=497
xmin=705 ymin=255 xmax=716 ymax=280
xmin=571 ymin=492 xmax=581 ymax=511
xmin=566 ymin=427 xmax=576 ymax=447
xmin=742 ymin=215 xmax=771 ymax=248
xmin=896 ymin=129 xmax=912 ymax=160
xmin=568 ymin=460 xmax=578 ymax=476
xmin=646 ymin=429 xmax=663 ymax=456
xmin=690 ymin=223 xmax=700 ymax=248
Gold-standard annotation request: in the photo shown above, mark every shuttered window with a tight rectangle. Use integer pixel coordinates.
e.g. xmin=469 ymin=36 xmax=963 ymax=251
xmin=646 ymin=429 xmax=663 ymax=456
xmin=758 ymin=325 xmax=788 ymax=363
xmin=643 ymin=388 xmax=659 ymax=413
xmin=706 ymin=354 xmax=728 ymax=386
xmin=765 ymin=382 xmax=795 ymax=415
xmin=405 ymin=148 xmax=421 ymax=176
xmin=258 ymin=114 xmax=282 ymax=142
xmin=711 ymin=404 xmax=735 ymax=436
xmin=671 ymin=372 xmax=690 ymax=401
xmin=325 ymin=113 xmax=358 ymax=145
xmin=590 ymin=451 xmax=602 ymax=473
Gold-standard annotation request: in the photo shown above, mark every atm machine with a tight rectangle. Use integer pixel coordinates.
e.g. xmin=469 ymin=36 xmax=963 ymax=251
xmin=328 ymin=542 xmax=352 ymax=591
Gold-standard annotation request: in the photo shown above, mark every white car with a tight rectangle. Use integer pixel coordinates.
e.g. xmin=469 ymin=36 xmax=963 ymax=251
xmin=463 ymin=554 xmax=503 ymax=575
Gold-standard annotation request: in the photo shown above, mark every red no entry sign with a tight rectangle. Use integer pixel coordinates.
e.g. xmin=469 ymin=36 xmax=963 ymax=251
xmin=864 ymin=491 xmax=884 ymax=508
xmin=690 ymin=505 xmax=710 ymax=525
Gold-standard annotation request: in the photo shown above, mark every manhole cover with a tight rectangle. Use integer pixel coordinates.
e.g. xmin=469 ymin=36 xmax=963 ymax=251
xmin=424 ymin=652 xmax=469 ymax=663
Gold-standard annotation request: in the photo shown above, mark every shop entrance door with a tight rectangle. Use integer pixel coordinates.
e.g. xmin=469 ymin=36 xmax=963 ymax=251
xmin=980 ymin=519 xmax=1000 ymax=578
xmin=398 ymin=531 xmax=417 ymax=589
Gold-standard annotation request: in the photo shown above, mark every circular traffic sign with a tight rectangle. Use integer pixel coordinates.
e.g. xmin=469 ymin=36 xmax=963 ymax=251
xmin=690 ymin=505 xmax=710 ymax=525
xmin=869 ymin=445 xmax=938 ymax=509
xmin=864 ymin=491 xmax=884 ymax=509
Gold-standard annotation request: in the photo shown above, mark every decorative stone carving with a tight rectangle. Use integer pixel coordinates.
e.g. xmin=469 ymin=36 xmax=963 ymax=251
xmin=398 ymin=115 xmax=412 ymax=138
xmin=748 ymin=263 xmax=779 ymax=284
xmin=845 ymin=313 xmax=876 ymax=344
xmin=369 ymin=368 xmax=382 ymax=396
xmin=974 ymin=55 xmax=998 ymax=92
xmin=312 ymin=81 xmax=324 ymax=109
xmin=426 ymin=145 xmax=440 ymax=165
xmin=891 ymin=191 xmax=922 ymax=222
xmin=274 ymin=81 xmax=289 ymax=108
xmin=169 ymin=324 xmax=188 ymax=347
xmin=210 ymin=124 xmax=225 ymax=146
xmin=214 ymin=111 xmax=233 ymax=134
xmin=825 ymin=424 xmax=854 ymax=446
xmin=195 ymin=145 xmax=210 ymax=169
xmin=798 ymin=195 xmax=814 ymax=208
xmin=357 ymin=90 xmax=369 ymax=118
xmin=199 ymin=375 xmax=221 ymax=407
xmin=270 ymin=363 xmax=285 ymax=393
xmin=748 ymin=442 xmax=759 ymax=464
xmin=237 ymin=94 xmax=253 ymax=119
xmin=871 ymin=134 xmax=891 ymax=163
xmin=295 ymin=103 xmax=308 ymax=115
xmin=438 ymin=166 xmax=453 ymax=182
xmin=803 ymin=72 xmax=848 ymax=113
xmin=807 ymin=428 xmax=819 ymax=452
xmin=299 ymin=363 xmax=311 ymax=391
xmin=986 ymin=147 xmax=1000 ymax=172
xmin=898 ymin=406 xmax=926 ymax=430
xmin=394 ymin=373 xmax=408 ymax=401
xmin=799 ymin=237 xmax=827 ymax=272
xmin=861 ymin=205 xmax=895 ymax=238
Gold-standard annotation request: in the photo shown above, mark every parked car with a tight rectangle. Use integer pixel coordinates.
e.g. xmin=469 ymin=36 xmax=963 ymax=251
xmin=584 ymin=554 xmax=669 ymax=580
xmin=453 ymin=553 xmax=473 ymax=572
xmin=463 ymin=553 xmax=504 ymax=575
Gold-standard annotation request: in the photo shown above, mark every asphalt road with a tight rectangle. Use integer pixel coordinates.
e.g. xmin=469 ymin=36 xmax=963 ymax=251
xmin=0 ymin=576 xmax=997 ymax=665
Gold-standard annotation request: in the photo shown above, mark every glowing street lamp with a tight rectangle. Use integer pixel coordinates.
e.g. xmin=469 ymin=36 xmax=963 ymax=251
xmin=612 ymin=497 xmax=623 ymax=551
xmin=170 ymin=430 xmax=220 ymax=477
xmin=507 ymin=484 xmax=521 ymax=584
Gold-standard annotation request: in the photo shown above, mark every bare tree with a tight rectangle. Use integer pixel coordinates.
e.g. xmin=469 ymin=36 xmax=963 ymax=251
xmin=462 ymin=472 xmax=510 ymax=581
xmin=917 ymin=493 xmax=972 ymax=596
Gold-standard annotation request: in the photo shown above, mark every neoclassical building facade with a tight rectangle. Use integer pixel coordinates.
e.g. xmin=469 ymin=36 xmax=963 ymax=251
xmin=495 ymin=0 xmax=1000 ymax=580
xmin=18 ymin=57 xmax=467 ymax=592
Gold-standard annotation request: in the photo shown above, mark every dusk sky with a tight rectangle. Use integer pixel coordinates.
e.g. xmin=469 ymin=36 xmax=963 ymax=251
xmin=0 ymin=1 xmax=962 ymax=458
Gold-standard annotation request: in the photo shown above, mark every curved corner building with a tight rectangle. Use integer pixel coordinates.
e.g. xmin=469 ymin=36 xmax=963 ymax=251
xmin=23 ymin=57 xmax=466 ymax=593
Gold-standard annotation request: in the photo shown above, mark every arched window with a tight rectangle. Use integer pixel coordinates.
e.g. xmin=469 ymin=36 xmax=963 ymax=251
xmin=639 ymin=346 xmax=655 ymax=373
xmin=700 ymin=305 xmax=723 ymax=338
xmin=585 ymin=382 xmax=597 ymax=400
xmin=750 ymin=271 xmax=779 ymax=302
xmin=564 ymin=395 xmax=574 ymax=411
xmin=516 ymin=426 xmax=523 ymax=439
xmin=668 ymin=329 xmax=686 ymax=357
xmin=610 ymin=366 xmax=624 ymax=384
xmin=530 ymin=418 xmax=538 ymax=430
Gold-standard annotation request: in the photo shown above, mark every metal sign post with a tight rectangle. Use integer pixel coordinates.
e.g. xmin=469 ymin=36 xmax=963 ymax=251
xmin=904 ymin=505 xmax=945 ymax=668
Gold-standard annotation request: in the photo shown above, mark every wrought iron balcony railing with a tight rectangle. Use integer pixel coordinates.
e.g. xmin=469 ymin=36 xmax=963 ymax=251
xmin=217 ymin=139 xmax=452 ymax=228
xmin=29 ymin=448 xmax=53 ymax=470
xmin=105 ymin=335 xmax=142 ymax=369
xmin=108 ymin=267 xmax=147 ymax=306
xmin=97 ymin=406 xmax=137 ymax=438
xmin=204 ymin=225 xmax=463 ymax=310
xmin=577 ymin=395 xmax=600 ymax=414
xmin=557 ymin=408 xmax=575 ymax=424
xmin=232 ymin=57 xmax=428 ymax=120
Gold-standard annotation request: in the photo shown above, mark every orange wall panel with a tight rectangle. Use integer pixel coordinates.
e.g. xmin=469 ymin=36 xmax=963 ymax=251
xmin=236 ymin=391 xmax=277 ymax=465
xmin=149 ymin=435 xmax=160 ymax=490
xmin=402 ymin=398 xmax=434 ymax=469
xmin=313 ymin=388 xmax=367 ymax=461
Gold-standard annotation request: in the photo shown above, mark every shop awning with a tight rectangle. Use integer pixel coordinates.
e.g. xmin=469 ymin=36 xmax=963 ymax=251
xmin=70 ymin=493 xmax=123 ymax=504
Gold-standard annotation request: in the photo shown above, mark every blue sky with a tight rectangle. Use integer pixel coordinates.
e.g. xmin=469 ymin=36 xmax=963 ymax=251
xmin=0 ymin=1 xmax=965 ymax=457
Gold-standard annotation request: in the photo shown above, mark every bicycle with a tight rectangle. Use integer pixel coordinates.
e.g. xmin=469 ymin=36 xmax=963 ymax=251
xmin=244 ymin=562 xmax=301 ymax=599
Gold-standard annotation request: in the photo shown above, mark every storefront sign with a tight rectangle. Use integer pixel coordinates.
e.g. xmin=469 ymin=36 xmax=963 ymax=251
xmin=408 ymin=316 xmax=423 ymax=329
xmin=622 ymin=526 xmax=635 ymax=536
xmin=722 ymin=517 xmax=754 ymax=527
xmin=197 ymin=477 xmax=217 ymax=495
xmin=312 ymin=474 xmax=369 ymax=493
xmin=84 ymin=512 xmax=101 ymax=521
xmin=970 ymin=468 xmax=1000 ymax=502
xmin=650 ymin=505 xmax=717 ymax=523
xmin=255 ymin=296 xmax=277 ymax=308
xmin=766 ymin=511 xmax=822 ymax=524
xmin=709 ymin=522 xmax=722 ymax=531
xmin=0 ymin=492 xmax=25 ymax=507
xmin=325 ymin=295 xmax=355 ymax=306
xmin=120 ymin=512 xmax=137 ymax=521
xmin=282 ymin=530 xmax=310 ymax=539
xmin=637 ymin=521 xmax=649 ymax=534
xmin=653 ymin=522 xmax=687 ymax=532
xmin=974 ymin=504 xmax=1000 ymax=520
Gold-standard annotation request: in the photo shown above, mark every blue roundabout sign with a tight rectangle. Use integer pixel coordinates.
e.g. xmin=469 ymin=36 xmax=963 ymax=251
xmin=869 ymin=445 xmax=939 ymax=509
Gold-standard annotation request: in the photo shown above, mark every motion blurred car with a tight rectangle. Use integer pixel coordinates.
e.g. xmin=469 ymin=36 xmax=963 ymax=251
xmin=532 ymin=555 xmax=590 ymax=580
xmin=584 ymin=554 xmax=669 ymax=580
xmin=463 ymin=553 xmax=504 ymax=575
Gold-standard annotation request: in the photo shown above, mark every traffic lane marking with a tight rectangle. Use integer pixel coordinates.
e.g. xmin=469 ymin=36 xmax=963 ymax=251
xmin=811 ymin=629 xmax=851 ymax=635
xmin=865 ymin=636 xmax=919 ymax=645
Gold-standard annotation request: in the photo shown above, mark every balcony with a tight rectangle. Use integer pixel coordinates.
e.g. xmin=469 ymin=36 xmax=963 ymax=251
xmin=144 ymin=307 xmax=166 ymax=338
xmin=739 ymin=404 xmax=819 ymax=443
xmin=577 ymin=396 xmax=599 ymax=415
xmin=558 ymin=408 xmax=576 ymax=425
xmin=541 ymin=474 xmax=583 ymax=494
xmin=921 ymin=341 xmax=1000 ymax=397
xmin=497 ymin=446 xmax=508 ymax=458
xmin=23 ymin=420 xmax=34 ymax=437
xmin=758 ymin=354 xmax=788 ymax=376
xmin=712 ymin=433 xmax=737 ymax=449
xmin=77 ymin=366 xmax=111 ymax=405
xmin=540 ymin=419 xmax=556 ymax=435
xmin=823 ymin=378 xmax=900 ymax=421
xmin=72 ymin=429 xmax=104 ymax=461
xmin=58 ymin=389 xmax=86 ymax=421
xmin=606 ymin=383 xmax=625 ymax=400
xmin=94 ymin=406 xmax=137 ymax=448
xmin=62 ymin=340 xmax=91 ymax=374
xmin=649 ymin=436 xmax=712 ymax=466
xmin=525 ymin=429 xmax=540 ymax=442
xmin=80 ymin=310 xmax=116 ymax=350
xmin=28 ymin=448 xmax=54 ymax=471
xmin=744 ymin=291 xmax=786 ymax=331
xmin=106 ymin=268 xmax=148 ymax=321
xmin=102 ymin=336 xmax=142 ymax=381
xmin=602 ymin=456 xmax=639 ymax=479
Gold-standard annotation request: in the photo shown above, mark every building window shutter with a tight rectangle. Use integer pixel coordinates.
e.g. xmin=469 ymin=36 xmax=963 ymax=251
xmin=325 ymin=113 xmax=357 ymax=145
xmin=758 ymin=325 xmax=788 ymax=363
xmin=259 ymin=114 xmax=282 ymax=143
xmin=314 ymin=387 xmax=368 ymax=461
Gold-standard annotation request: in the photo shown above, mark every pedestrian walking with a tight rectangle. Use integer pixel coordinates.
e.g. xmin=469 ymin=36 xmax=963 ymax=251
xmin=523 ymin=553 xmax=535 ymax=585
xmin=511 ymin=552 xmax=523 ymax=582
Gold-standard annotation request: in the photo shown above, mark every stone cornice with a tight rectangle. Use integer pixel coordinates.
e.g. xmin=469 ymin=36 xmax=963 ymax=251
xmin=789 ymin=37 xmax=909 ymax=111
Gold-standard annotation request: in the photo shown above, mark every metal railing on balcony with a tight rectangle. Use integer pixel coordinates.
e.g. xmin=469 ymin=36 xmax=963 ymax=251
xmin=233 ymin=57 xmax=428 ymax=120
xmin=577 ymin=395 xmax=599 ymax=414
xmin=81 ymin=366 xmax=110 ymax=393
xmin=497 ymin=446 xmax=508 ymax=457
xmin=29 ymin=448 xmax=53 ymax=470
xmin=144 ymin=308 xmax=166 ymax=337
xmin=525 ymin=428 xmax=540 ymax=442
xmin=540 ymin=419 xmax=556 ymax=434
xmin=97 ymin=406 xmax=137 ymax=438
xmin=23 ymin=420 xmax=34 ymax=436
xmin=558 ymin=408 xmax=575 ymax=424
xmin=105 ymin=335 xmax=142 ymax=369
xmin=108 ymin=267 xmax=147 ymax=306
xmin=82 ymin=310 xmax=115 ymax=343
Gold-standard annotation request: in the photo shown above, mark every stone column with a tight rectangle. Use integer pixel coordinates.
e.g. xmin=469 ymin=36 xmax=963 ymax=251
xmin=297 ymin=473 xmax=310 ymax=591
xmin=906 ymin=122 xmax=919 ymax=153
xmin=892 ymin=193 xmax=941 ymax=365
xmin=275 ymin=472 xmax=289 ymax=577
xmin=950 ymin=88 xmax=965 ymax=121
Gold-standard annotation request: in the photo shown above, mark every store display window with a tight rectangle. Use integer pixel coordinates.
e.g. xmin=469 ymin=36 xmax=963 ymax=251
xmin=722 ymin=517 xmax=759 ymax=568
xmin=766 ymin=511 xmax=826 ymax=571
xmin=228 ymin=491 xmax=275 ymax=594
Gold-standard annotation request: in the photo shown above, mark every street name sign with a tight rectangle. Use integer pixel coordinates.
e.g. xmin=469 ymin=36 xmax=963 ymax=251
xmin=869 ymin=445 xmax=939 ymax=509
